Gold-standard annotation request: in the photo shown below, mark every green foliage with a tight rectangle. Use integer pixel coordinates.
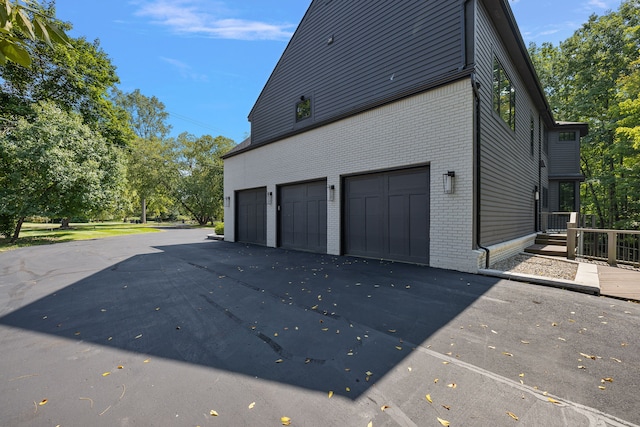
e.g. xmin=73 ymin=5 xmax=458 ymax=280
xmin=214 ymin=222 xmax=224 ymax=235
xmin=0 ymin=102 xmax=126 ymax=241
xmin=0 ymin=214 xmax=16 ymax=238
xmin=174 ymin=132 xmax=234 ymax=225
xmin=0 ymin=30 xmax=133 ymax=147
xmin=529 ymin=0 xmax=640 ymax=228
xmin=0 ymin=0 xmax=71 ymax=67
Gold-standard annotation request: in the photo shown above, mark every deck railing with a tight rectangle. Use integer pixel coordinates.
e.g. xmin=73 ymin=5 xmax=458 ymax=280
xmin=567 ymin=228 xmax=640 ymax=267
xmin=540 ymin=212 xmax=574 ymax=233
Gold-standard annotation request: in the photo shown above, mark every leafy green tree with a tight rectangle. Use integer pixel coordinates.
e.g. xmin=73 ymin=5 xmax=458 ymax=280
xmin=115 ymin=89 xmax=175 ymax=222
xmin=0 ymin=102 xmax=125 ymax=241
xmin=529 ymin=0 xmax=640 ymax=228
xmin=0 ymin=0 xmax=70 ymax=67
xmin=174 ymin=132 xmax=234 ymax=225
xmin=0 ymin=29 xmax=133 ymax=147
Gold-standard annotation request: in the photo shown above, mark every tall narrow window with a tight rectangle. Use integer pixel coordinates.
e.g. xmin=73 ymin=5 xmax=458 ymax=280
xmin=296 ymin=97 xmax=311 ymax=122
xmin=530 ymin=117 xmax=535 ymax=156
xmin=559 ymin=181 xmax=576 ymax=211
xmin=493 ymin=57 xmax=516 ymax=131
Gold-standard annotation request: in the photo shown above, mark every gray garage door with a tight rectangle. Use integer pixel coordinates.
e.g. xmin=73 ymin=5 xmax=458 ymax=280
xmin=278 ymin=180 xmax=327 ymax=253
xmin=344 ymin=167 xmax=429 ymax=263
xmin=236 ymin=188 xmax=266 ymax=245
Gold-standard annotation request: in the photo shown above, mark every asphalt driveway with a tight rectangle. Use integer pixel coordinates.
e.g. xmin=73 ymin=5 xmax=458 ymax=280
xmin=1 ymin=229 xmax=638 ymax=426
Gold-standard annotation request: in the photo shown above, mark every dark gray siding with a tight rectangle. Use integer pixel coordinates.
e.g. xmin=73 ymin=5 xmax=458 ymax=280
xmin=548 ymin=130 xmax=581 ymax=176
xmin=475 ymin=2 xmax=541 ymax=245
xmin=250 ymin=0 xmax=465 ymax=146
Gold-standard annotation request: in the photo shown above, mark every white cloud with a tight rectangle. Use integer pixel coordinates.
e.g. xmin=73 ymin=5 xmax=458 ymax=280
xmin=587 ymin=0 xmax=608 ymax=8
xmin=160 ymin=56 xmax=208 ymax=82
xmin=133 ymin=0 xmax=295 ymax=41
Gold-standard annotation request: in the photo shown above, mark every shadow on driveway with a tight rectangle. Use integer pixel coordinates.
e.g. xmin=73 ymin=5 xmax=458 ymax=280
xmin=0 ymin=241 xmax=500 ymax=399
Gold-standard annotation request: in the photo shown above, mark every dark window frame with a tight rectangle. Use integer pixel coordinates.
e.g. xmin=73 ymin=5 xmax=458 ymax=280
xmin=559 ymin=131 xmax=576 ymax=142
xmin=295 ymin=97 xmax=312 ymax=122
xmin=559 ymin=181 xmax=576 ymax=212
xmin=493 ymin=57 xmax=516 ymax=131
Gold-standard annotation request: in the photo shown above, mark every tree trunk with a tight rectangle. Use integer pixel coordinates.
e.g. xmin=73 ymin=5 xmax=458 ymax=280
xmin=60 ymin=217 xmax=71 ymax=229
xmin=9 ymin=217 xmax=25 ymax=243
xmin=141 ymin=198 xmax=147 ymax=224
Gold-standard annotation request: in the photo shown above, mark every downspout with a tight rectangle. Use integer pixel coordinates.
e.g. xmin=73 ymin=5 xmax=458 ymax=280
xmin=471 ymin=73 xmax=490 ymax=268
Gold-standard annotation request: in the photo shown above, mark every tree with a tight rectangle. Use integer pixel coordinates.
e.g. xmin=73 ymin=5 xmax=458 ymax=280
xmin=529 ymin=0 xmax=640 ymax=228
xmin=0 ymin=102 xmax=125 ymax=241
xmin=174 ymin=133 xmax=234 ymax=225
xmin=115 ymin=89 xmax=174 ymax=222
xmin=1 ymin=29 xmax=133 ymax=147
xmin=0 ymin=0 xmax=70 ymax=67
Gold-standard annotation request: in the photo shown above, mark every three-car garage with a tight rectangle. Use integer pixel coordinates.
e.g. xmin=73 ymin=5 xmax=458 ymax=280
xmin=234 ymin=166 xmax=430 ymax=264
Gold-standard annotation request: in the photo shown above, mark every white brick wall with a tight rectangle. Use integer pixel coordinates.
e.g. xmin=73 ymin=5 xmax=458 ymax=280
xmin=224 ymin=79 xmax=482 ymax=272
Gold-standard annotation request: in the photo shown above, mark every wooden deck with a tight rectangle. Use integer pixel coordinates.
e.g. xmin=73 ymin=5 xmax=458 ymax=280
xmin=598 ymin=266 xmax=640 ymax=301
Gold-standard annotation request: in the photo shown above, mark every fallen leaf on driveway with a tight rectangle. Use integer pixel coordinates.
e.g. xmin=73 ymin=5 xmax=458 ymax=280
xmin=507 ymin=411 xmax=519 ymax=421
xmin=601 ymin=377 xmax=613 ymax=383
xmin=210 ymin=410 xmax=219 ymax=416
xmin=547 ymin=397 xmax=561 ymax=404
xmin=39 ymin=399 xmax=48 ymax=406
xmin=599 ymin=386 xmax=606 ymax=390
xmin=437 ymin=417 xmax=450 ymax=426
xmin=447 ymin=383 xmax=457 ymax=389
xmin=381 ymin=405 xmax=390 ymax=411
xmin=328 ymin=391 xmax=333 ymax=398
xmin=102 ymin=372 xmax=110 ymax=377
xmin=280 ymin=417 xmax=291 ymax=425
xmin=502 ymin=352 xmax=513 ymax=357
xmin=426 ymin=394 xmax=433 ymax=403
xmin=580 ymin=352 xmax=596 ymax=360
xmin=248 ymin=402 xmax=256 ymax=409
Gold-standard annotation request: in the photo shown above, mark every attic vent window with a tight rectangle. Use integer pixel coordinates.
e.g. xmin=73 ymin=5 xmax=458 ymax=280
xmin=559 ymin=131 xmax=576 ymax=141
xmin=296 ymin=97 xmax=311 ymax=122
xmin=493 ymin=57 xmax=516 ymax=131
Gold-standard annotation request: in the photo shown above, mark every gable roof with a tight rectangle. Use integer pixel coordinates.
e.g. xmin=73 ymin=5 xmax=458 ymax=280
xmin=224 ymin=0 xmax=585 ymax=159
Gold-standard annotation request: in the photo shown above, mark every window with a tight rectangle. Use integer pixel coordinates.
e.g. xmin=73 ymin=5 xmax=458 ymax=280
xmin=559 ymin=181 xmax=576 ymax=211
xmin=493 ymin=57 xmax=515 ymax=131
xmin=296 ymin=97 xmax=311 ymax=122
xmin=559 ymin=131 xmax=576 ymax=141
xmin=530 ymin=117 xmax=534 ymax=156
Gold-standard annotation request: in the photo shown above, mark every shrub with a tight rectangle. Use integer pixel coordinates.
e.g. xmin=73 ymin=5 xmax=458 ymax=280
xmin=214 ymin=222 xmax=224 ymax=235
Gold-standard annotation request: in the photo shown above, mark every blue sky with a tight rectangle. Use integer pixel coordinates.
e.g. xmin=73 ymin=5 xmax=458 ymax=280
xmin=54 ymin=0 xmax=623 ymax=143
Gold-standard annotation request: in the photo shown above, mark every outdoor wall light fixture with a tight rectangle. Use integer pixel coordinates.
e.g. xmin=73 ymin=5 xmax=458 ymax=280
xmin=328 ymin=184 xmax=335 ymax=201
xmin=535 ymin=186 xmax=540 ymax=201
xmin=224 ymin=196 xmax=230 ymax=207
xmin=443 ymin=171 xmax=456 ymax=194
xmin=268 ymin=191 xmax=273 ymax=205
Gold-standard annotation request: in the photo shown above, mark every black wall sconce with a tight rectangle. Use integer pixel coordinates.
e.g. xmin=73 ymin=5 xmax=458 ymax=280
xmin=224 ymin=196 xmax=230 ymax=207
xmin=328 ymin=184 xmax=335 ymax=202
xmin=268 ymin=191 xmax=273 ymax=205
xmin=443 ymin=171 xmax=456 ymax=194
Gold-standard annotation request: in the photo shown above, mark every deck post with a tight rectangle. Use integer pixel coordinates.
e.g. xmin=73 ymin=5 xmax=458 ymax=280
xmin=567 ymin=226 xmax=577 ymax=260
xmin=607 ymin=231 xmax=616 ymax=266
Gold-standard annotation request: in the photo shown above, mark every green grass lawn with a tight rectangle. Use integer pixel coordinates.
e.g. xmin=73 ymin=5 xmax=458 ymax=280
xmin=0 ymin=222 xmax=167 ymax=252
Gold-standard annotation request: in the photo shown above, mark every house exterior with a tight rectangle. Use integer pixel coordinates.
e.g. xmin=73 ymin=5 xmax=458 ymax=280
xmin=223 ymin=0 xmax=587 ymax=273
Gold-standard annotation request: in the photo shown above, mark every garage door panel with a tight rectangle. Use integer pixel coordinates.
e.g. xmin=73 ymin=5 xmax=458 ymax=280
xmin=236 ymin=188 xmax=266 ymax=245
xmin=278 ymin=180 xmax=327 ymax=253
xmin=345 ymin=167 xmax=429 ymax=263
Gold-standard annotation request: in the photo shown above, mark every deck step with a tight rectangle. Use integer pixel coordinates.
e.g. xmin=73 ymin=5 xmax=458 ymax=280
xmin=524 ymin=244 xmax=567 ymax=257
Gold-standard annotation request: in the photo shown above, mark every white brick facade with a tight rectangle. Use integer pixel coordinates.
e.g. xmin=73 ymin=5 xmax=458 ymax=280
xmin=224 ymin=79 xmax=483 ymax=272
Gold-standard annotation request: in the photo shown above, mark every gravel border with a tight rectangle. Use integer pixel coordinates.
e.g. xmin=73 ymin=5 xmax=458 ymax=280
xmin=491 ymin=254 xmax=578 ymax=281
